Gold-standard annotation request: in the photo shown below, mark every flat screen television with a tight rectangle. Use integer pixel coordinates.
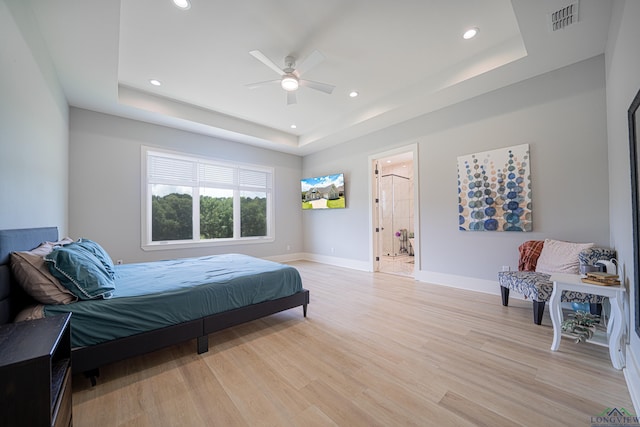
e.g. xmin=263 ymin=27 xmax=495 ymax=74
xmin=301 ymin=173 xmax=345 ymax=210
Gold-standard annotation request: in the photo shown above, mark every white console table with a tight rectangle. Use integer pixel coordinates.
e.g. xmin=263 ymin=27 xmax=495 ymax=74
xmin=549 ymin=273 xmax=626 ymax=370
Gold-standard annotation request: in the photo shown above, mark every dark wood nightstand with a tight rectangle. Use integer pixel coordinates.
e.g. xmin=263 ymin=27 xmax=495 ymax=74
xmin=0 ymin=313 xmax=72 ymax=427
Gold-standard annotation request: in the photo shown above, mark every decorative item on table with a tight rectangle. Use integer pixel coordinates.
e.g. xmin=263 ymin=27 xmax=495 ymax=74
xmin=579 ymin=262 xmax=603 ymax=275
xmin=595 ymin=258 xmax=618 ymax=275
xmin=561 ymin=310 xmax=602 ymax=343
xmin=581 ymin=271 xmax=621 ymax=286
xmin=571 ymin=302 xmax=591 ymax=312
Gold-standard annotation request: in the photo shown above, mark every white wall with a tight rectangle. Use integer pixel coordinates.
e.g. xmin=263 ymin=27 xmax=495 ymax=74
xmin=68 ymin=108 xmax=303 ymax=263
xmin=304 ymin=55 xmax=609 ymax=289
xmin=605 ymin=0 xmax=640 ymax=411
xmin=0 ymin=0 xmax=68 ymax=234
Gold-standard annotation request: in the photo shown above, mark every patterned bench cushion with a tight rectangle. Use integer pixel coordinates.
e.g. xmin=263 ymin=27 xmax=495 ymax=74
xmin=578 ymin=247 xmax=617 ymax=267
xmin=497 ymin=271 xmax=605 ymax=303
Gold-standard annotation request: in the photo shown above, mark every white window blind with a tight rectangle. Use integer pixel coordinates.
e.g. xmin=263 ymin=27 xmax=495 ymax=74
xmin=148 ymin=154 xmax=197 ymax=184
xmin=198 ymin=163 xmax=236 ymax=186
xmin=239 ymin=168 xmax=270 ymax=188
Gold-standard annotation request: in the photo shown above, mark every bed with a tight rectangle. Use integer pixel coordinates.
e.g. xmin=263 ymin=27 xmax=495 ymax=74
xmin=0 ymin=227 xmax=309 ymax=384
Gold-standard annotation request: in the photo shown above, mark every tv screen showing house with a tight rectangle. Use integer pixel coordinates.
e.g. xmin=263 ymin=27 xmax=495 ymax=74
xmin=301 ymin=173 xmax=345 ymax=210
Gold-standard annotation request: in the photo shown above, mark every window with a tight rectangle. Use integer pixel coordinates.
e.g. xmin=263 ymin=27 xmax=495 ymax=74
xmin=142 ymin=146 xmax=273 ymax=249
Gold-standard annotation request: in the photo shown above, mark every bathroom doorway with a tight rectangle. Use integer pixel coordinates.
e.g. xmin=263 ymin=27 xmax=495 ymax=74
xmin=371 ymin=146 xmax=419 ymax=277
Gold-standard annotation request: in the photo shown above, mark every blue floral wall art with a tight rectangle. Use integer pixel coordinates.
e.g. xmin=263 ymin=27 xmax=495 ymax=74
xmin=457 ymin=144 xmax=531 ymax=232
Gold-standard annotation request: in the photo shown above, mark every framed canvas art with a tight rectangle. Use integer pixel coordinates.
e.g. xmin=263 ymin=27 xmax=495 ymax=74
xmin=457 ymin=144 xmax=531 ymax=232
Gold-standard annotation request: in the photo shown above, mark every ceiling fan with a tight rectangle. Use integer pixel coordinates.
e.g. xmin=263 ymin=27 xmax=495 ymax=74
xmin=246 ymin=50 xmax=335 ymax=105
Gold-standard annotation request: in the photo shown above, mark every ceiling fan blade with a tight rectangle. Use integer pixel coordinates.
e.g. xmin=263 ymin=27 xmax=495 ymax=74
xmin=249 ymin=50 xmax=285 ymax=76
xmin=287 ymin=91 xmax=297 ymax=105
xmin=245 ymin=79 xmax=280 ymax=89
xmin=299 ymin=79 xmax=335 ymax=94
xmin=296 ymin=50 xmax=325 ymax=75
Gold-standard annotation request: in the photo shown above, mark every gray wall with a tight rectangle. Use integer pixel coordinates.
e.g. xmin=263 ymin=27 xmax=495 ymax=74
xmin=420 ymin=56 xmax=609 ymax=281
xmin=69 ymin=108 xmax=303 ymax=263
xmin=303 ymin=55 xmax=609 ymax=285
xmin=0 ymin=0 xmax=68 ymax=234
xmin=605 ymin=0 xmax=640 ymax=406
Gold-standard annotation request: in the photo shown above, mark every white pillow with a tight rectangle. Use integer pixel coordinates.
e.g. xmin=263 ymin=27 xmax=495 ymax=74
xmin=535 ymin=239 xmax=594 ymax=274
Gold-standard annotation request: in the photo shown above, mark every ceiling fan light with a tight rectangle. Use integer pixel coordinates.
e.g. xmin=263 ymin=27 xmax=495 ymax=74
xmin=173 ymin=0 xmax=191 ymax=10
xmin=281 ymin=76 xmax=299 ymax=91
xmin=463 ymin=27 xmax=479 ymax=40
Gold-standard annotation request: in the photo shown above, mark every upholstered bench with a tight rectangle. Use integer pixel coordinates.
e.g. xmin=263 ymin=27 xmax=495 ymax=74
xmin=498 ymin=240 xmax=615 ymax=324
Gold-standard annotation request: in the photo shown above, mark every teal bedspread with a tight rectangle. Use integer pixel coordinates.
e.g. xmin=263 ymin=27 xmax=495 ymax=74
xmin=44 ymin=254 xmax=303 ymax=347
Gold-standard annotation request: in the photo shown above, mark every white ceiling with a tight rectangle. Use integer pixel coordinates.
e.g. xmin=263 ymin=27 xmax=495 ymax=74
xmin=24 ymin=0 xmax=612 ymax=156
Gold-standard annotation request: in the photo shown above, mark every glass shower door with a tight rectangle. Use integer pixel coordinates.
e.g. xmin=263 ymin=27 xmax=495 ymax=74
xmin=380 ymin=174 xmax=410 ymax=257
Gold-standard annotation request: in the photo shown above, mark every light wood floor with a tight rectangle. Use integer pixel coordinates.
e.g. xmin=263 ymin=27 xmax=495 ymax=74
xmin=72 ymin=261 xmax=633 ymax=426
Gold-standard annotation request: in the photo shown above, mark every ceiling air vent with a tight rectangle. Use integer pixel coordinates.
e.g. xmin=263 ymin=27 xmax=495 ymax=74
xmin=549 ymin=1 xmax=579 ymax=31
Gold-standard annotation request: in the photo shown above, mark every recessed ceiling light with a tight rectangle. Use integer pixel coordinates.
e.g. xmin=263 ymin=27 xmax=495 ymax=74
xmin=349 ymin=91 xmax=359 ymax=98
xmin=149 ymin=79 xmax=162 ymax=86
xmin=172 ymin=0 xmax=191 ymax=10
xmin=290 ymin=124 xmax=297 ymax=129
xmin=463 ymin=27 xmax=479 ymax=40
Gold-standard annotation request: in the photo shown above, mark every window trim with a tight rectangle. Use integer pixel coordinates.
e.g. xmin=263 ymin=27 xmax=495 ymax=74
xmin=141 ymin=146 xmax=274 ymax=251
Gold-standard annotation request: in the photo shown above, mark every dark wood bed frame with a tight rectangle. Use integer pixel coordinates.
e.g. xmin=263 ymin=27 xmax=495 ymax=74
xmin=0 ymin=227 xmax=309 ymax=384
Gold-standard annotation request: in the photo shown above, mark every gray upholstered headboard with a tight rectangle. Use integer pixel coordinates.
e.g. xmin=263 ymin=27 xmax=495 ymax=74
xmin=0 ymin=227 xmax=58 ymax=324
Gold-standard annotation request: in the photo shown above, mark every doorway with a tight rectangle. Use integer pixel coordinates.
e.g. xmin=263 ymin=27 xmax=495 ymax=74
xmin=371 ymin=146 xmax=419 ymax=277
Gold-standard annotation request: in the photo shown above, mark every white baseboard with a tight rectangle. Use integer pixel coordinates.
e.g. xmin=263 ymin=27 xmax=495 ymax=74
xmin=624 ymin=345 xmax=640 ymax=414
xmin=265 ymin=252 xmax=371 ymax=271
xmin=414 ymin=269 xmax=528 ymax=300
xmin=415 ymin=270 xmax=499 ymax=294
xmin=264 ymin=252 xmax=305 ymax=263
xmin=299 ymin=253 xmax=371 ymax=271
